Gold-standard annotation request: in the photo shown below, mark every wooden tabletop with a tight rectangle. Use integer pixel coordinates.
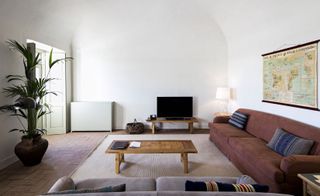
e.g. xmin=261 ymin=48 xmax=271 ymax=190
xmin=106 ymin=140 xmax=198 ymax=154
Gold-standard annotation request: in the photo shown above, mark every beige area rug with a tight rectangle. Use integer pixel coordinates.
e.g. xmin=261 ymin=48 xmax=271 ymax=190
xmin=71 ymin=134 xmax=242 ymax=181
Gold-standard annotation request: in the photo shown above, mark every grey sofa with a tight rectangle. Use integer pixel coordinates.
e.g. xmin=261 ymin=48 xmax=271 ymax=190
xmin=44 ymin=176 xmax=293 ymax=196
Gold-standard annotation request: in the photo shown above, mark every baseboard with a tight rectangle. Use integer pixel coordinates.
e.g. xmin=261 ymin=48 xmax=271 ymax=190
xmin=0 ymin=154 xmax=17 ymax=170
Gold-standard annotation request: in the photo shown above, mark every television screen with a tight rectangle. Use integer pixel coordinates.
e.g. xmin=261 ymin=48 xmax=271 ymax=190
xmin=157 ymin=97 xmax=193 ymax=118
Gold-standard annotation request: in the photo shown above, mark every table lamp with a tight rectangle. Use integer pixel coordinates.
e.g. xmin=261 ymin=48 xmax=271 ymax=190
xmin=216 ymin=87 xmax=230 ymax=113
xmin=216 ymin=87 xmax=230 ymax=100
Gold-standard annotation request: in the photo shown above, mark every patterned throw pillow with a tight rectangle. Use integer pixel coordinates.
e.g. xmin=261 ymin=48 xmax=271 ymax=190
xmin=45 ymin=184 xmax=125 ymax=195
xmin=185 ymin=180 xmax=269 ymax=192
xmin=228 ymin=111 xmax=249 ymax=130
xmin=267 ymin=128 xmax=314 ymax=156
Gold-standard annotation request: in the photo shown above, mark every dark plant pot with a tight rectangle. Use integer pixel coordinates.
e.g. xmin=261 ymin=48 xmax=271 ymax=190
xmin=14 ymin=135 xmax=49 ymax=166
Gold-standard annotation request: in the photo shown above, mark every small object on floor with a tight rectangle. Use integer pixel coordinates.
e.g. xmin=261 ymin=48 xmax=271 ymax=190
xmin=111 ymin=141 xmax=129 ymax=150
xmin=126 ymin=119 xmax=144 ymax=134
xmin=129 ymin=141 xmax=141 ymax=148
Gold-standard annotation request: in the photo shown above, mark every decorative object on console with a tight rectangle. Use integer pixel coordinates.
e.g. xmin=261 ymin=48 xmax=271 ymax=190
xmin=228 ymin=111 xmax=248 ymax=130
xmin=126 ymin=119 xmax=144 ymax=134
xmin=267 ymin=128 xmax=314 ymax=156
xmin=148 ymin=114 xmax=157 ymax=120
xmin=262 ymin=40 xmax=319 ymax=110
xmin=185 ymin=180 xmax=269 ymax=192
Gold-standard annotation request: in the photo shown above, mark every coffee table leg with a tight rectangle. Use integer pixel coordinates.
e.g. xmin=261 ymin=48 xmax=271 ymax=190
xmin=182 ymin=153 xmax=188 ymax=173
xmin=115 ymin=153 xmax=120 ymax=174
xmin=120 ymin=153 xmax=125 ymax=162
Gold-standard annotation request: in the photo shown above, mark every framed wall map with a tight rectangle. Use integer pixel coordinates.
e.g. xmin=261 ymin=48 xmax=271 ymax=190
xmin=262 ymin=40 xmax=319 ymax=110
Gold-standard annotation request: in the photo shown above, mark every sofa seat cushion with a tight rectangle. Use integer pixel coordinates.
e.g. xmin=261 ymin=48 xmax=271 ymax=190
xmin=212 ymin=123 xmax=253 ymax=143
xmin=43 ymin=192 xmax=158 ymax=196
xmin=229 ymin=138 xmax=284 ymax=183
xmin=75 ymin=177 xmax=156 ymax=191
xmin=157 ymin=191 xmax=292 ymax=196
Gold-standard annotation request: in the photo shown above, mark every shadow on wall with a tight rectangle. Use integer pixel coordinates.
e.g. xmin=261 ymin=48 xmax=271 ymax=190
xmin=229 ymin=88 xmax=239 ymax=112
xmin=113 ymin=102 xmax=124 ymax=130
xmin=193 ymin=96 xmax=198 ymax=118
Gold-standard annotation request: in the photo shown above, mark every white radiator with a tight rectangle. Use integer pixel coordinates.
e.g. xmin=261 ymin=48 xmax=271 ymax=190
xmin=71 ymin=102 xmax=113 ymax=131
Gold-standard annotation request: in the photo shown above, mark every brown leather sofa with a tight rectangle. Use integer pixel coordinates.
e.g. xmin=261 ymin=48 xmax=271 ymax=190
xmin=209 ymin=108 xmax=320 ymax=196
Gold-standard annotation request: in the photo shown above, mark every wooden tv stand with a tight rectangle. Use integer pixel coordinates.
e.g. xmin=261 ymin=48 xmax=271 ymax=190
xmin=146 ymin=117 xmax=198 ymax=134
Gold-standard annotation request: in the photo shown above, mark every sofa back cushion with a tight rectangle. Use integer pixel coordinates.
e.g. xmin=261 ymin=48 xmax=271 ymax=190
xmin=267 ymin=128 xmax=314 ymax=156
xmin=185 ymin=180 xmax=269 ymax=192
xmin=228 ymin=111 xmax=249 ymax=130
xmin=237 ymin=108 xmax=320 ymax=155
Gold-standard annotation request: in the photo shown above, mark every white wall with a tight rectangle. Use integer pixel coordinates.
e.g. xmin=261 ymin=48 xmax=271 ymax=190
xmin=0 ymin=0 xmax=76 ymax=169
xmin=72 ymin=0 xmax=228 ymax=129
xmin=4 ymin=0 xmax=319 ymax=170
xmin=200 ymin=0 xmax=320 ymax=127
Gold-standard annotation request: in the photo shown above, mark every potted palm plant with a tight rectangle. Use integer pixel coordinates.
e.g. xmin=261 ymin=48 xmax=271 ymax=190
xmin=0 ymin=40 xmax=72 ymax=166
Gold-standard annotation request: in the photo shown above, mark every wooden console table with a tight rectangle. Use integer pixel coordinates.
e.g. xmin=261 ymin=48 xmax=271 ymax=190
xmin=146 ymin=117 xmax=198 ymax=134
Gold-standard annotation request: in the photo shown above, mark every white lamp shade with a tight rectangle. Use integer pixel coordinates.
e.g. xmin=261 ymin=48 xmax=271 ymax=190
xmin=216 ymin=87 xmax=230 ymax=100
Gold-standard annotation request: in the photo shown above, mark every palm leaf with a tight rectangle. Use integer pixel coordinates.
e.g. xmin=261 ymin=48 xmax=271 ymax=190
xmin=3 ymin=85 xmax=28 ymax=97
xmin=9 ymin=128 xmax=20 ymax=133
xmin=7 ymin=40 xmax=29 ymax=59
xmin=10 ymin=113 xmax=27 ymax=118
xmin=49 ymin=56 xmax=73 ymax=69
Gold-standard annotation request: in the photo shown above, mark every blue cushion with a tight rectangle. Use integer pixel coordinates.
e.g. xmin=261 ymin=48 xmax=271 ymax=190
xmin=228 ymin=111 xmax=248 ymax=130
xmin=185 ymin=180 xmax=269 ymax=192
xmin=267 ymin=128 xmax=314 ymax=156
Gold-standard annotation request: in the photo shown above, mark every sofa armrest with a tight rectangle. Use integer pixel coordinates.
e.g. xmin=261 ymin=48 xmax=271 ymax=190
xmin=280 ymin=155 xmax=320 ymax=175
xmin=213 ymin=116 xmax=230 ymax=123
xmin=48 ymin=176 xmax=75 ymax=193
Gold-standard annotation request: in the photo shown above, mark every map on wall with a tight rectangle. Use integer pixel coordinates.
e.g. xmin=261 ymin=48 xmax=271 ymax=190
xmin=262 ymin=41 xmax=318 ymax=110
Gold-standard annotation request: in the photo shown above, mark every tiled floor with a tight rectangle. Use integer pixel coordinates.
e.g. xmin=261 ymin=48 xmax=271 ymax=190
xmin=0 ymin=129 xmax=208 ymax=196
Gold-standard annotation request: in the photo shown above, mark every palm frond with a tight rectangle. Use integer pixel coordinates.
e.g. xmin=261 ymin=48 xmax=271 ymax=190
xmin=3 ymin=85 xmax=28 ymax=97
xmin=0 ymin=105 xmax=16 ymax=112
xmin=7 ymin=40 xmax=29 ymax=59
xmin=49 ymin=54 xmax=73 ymax=69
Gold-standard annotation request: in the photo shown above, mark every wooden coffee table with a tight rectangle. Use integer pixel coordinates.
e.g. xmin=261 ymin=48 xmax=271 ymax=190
xmin=106 ymin=140 xmax=198 ymax=174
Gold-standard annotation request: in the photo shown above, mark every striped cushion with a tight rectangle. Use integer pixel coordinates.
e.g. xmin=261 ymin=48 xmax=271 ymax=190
xmin=267 ymin=128 xmax=314 ymax=156
xmin=228 ymin=111 xmax=248 ymax=130
xmin=185 ymin=180 xmax=269 ymax=192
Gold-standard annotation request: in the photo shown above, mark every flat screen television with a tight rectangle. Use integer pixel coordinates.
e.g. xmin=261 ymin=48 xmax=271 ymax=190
xmin=157 ymin=97 xmax=193 ymax=119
